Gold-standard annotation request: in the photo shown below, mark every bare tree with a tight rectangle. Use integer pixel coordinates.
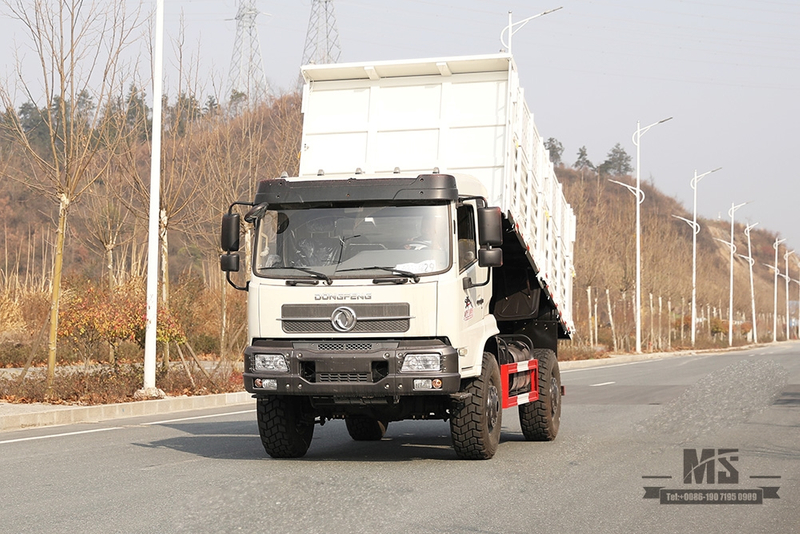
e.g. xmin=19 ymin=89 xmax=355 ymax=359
xmin=0 ymin=0 xmax=143 ymax=390
xmin=75 ymin=179 xmax=132 ymax=291
xmin=181 ymin=92 xmax=302 ymax=359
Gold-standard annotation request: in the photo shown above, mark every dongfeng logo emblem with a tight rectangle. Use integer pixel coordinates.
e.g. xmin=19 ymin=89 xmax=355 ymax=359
xmin=331 ymin=306 xmax=357 ymax=332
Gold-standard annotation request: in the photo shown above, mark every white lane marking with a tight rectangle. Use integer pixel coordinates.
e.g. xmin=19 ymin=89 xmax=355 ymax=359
xmin=0 ymin=409 xmax=255 ymax=444
xmin=589 ymin=381 xmax=615 ymax=387
xmin=561 ymin=359 xmax=656 ymax=373
xmin=0 ymin=426 xmax=122 ymax=445
xmin=143 ymin=409 xmax=255 ymax=426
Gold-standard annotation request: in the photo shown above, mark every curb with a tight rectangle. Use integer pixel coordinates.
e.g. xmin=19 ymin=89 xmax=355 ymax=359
xmin=0 ymin=391 xmax=253 ymax=433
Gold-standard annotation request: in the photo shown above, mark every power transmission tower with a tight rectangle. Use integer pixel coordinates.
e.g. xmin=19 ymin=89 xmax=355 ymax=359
xmin=301 ymin=0 xmax=342 ymax=66
xmin=228 ymin=0 xmax=270 ymax=107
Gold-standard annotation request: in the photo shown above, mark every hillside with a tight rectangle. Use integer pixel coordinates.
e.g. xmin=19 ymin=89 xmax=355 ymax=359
xmin=558 ymin=166 xmax=790 ymax=350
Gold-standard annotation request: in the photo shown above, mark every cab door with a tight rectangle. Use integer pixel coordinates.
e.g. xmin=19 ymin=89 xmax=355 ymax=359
xmin=456 ymin=201 xmax=491 ymax=354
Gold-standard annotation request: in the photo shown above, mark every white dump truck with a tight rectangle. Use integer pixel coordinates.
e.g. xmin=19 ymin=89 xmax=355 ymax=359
xmin=220 ymin=53 xmax=575 ymax=459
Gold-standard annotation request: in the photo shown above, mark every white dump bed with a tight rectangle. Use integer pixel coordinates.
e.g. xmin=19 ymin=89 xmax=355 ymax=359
xmin=300 ymin=54 xmax=575 ymax=334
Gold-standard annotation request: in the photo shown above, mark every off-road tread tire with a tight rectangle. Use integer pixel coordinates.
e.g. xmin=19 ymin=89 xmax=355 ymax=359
xmin=256 ymin=396 xmax=314 ymax=458
xmin=345 ymin=416 xmax=388 ymax=441
xmin=450 ymin=352 xmax=502 ymax=460
xmin=519 ymin=348 xmax=561 ymax=441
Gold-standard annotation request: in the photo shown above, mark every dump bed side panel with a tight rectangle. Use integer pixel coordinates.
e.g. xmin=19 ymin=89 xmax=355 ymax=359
xmin=504 ymin=69 xmax=575 ymax=334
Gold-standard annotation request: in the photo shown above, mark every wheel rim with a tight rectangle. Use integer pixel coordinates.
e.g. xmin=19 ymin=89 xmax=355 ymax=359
xmin=550 ymin=377 xmax=561 ymax=417
xmin=486 ymin=384 xmax=500 ymax=432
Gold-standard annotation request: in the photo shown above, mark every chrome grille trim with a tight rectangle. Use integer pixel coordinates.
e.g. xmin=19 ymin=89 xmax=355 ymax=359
xmin=280 ymin=303 xmax=410 ymax=334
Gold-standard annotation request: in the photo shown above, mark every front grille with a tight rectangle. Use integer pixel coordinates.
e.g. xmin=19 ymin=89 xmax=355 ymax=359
xmin=317 ymin=343 xmax=374 ymax=352
xmin=283 ymin=320 xmax=409 ymax=334
xmin=318 ymin=372 xmax=370 ymax=383
xmin=281 ymin=303 xmax=410 ymax=334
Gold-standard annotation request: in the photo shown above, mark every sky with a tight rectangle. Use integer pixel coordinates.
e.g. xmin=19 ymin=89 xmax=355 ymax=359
xmin=2 ymin=0 xmax=800 ymax=256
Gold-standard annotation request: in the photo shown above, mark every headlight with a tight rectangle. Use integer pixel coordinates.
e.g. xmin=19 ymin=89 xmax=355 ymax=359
xmin=253 ymin=353 xmax=289 ymax=372
xmin=401 ymin=353 xmax=441 ymax=372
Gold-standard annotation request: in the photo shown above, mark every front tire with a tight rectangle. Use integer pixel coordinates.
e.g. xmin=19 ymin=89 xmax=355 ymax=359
xmin=519 ymin=348 xmax=561 ymax=441
xmin=256 ymin=397 xmax=314 ymax=458
xmin=450 ymin=352 xmax=502 ymax=460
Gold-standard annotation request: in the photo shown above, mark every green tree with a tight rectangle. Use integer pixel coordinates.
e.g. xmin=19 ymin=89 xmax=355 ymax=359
xmin=544 ymin=137 xmax=564 ymax=165
xmin=15 ymin=102 xmax=49 ymax=156
xmin=599 ymin=143 xmax=632 ymax=176
xmin=166 ymin=92 xmax=201 ymax=136
xmin=228 ymin=90 xmax=248 ymax=117
xmin=574 ymin=146 xmax=594 ymax=171
xmin=203 ymin=95 xmax=220 ymax=117
xmin=125 ymin=85 xmax=151 ymax=141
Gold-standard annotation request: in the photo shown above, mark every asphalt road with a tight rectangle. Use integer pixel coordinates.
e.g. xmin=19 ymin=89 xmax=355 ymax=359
xmin=1 ymin=344 xmax=798 ymax=534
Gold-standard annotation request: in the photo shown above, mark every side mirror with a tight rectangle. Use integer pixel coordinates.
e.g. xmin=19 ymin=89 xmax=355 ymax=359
xmin=220 ymin=253 xmax=240 ymax=273
xmin=478 ymin=248 xmax=503 ymax=268
xmin=477 ymin=207 xmax=503 ymax=247
xmin=221 ymin=213 xmax=240 ymax=252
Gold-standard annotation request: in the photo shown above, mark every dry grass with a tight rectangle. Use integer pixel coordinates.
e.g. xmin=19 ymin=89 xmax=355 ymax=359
xmin=0 ymin=363 xmax=243 ymax=405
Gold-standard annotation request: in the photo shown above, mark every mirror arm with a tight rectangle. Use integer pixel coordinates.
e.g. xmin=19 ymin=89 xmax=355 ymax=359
xmin=457 ymin=195 xmax=487 ymax=208
xmin=226 ymin=270 xmax=249 ymax=291
xmin=463 ymin=268 xmax=492 ymax=290
xmin=228 ymin=200 xmax=255 ymax=214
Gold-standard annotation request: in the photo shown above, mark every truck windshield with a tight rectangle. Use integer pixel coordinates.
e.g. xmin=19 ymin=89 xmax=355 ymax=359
xmin=253 ymin=204 xmax=451 ymax=280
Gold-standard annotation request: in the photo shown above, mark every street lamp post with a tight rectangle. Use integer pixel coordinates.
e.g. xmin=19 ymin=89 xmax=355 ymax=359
xmin=628 ymin=117 xmax=672 ymax=353
xmin=764 ymin=263 xmax=780 ymax=340
xmin=714 ymin=237 xmax=738 ymax=346
xmin=726 ymin=202 xmax=748 ymax=346
xmin=611 ymin=177 xmax=645 ymax=349
xmin=794 ymin=278 xmax=800 ymax=341
xmin=141 ymin=0 xmax=165 ymax=396
xmin=743 ymin=222 xmax=758 ymax=343
xmin=685 ymin=168 xmax=721 ymax=346
xmin=772 ymin=238 xmax=786 ymax=342
xmin=501 ymin=7 xmax=563 ymax=54
xmin=785 ymin=250 xmax=795 ymax=340
xmin=672 ymin=213 xmax=699 ymax=345
xmin=791 ymin=278 xmax=800 ymax=342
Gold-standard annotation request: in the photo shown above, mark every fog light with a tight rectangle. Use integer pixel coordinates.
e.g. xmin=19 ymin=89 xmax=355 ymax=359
xmin=401 ymin=353 xmax=441 ymax=372
xmin=254 ymin=378 xmax=278 ymax=390
xmin=413 ymin=379 xmax=443 ymax=390
xmin=414 ymin=379 xmax=433 ymax=390
xmin=254 ymin=354 xmax=288 ymax=372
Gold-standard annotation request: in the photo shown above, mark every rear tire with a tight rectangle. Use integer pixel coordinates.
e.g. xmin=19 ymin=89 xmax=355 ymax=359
xmin=345 ymin=416 xmax=388 ymax=441
xmin=450 ymin=352 xmax=502 ymax=460
xmin=256 ymin=397 xmax=314 ymax=458
xmin=519 ymin=348 xmax=561 ymax=441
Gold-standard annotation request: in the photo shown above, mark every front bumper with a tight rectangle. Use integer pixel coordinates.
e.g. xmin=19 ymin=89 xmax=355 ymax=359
xmin=243 ymin=339 xmax=460 ymax=397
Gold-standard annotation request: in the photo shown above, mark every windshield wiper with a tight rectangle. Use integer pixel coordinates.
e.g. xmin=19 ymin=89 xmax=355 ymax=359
xmin=336 ymin=266 xmax=420 ymax=283
xmin=261 ymin=266 xmax=332 ymax=285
